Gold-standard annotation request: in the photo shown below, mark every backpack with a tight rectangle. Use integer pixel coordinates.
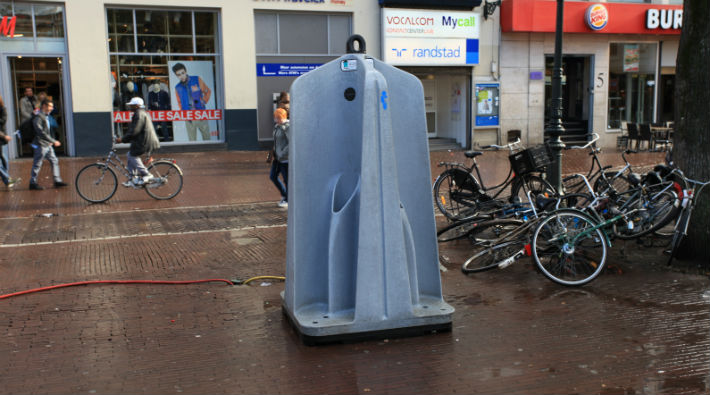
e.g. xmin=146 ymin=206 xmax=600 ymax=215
xmin=19 ymin=115 xmax=36 ymax=144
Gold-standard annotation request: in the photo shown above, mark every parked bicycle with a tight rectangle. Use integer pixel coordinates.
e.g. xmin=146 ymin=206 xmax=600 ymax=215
xmin=75 ymin=144 xmax=183 ymax=203
xmin=664 ymin=170 xmax=710 ymax=265
xmin=459 ymin=188 xmax=593 ymax=275
xmin=433 ymin=139 xmax=554 ymax=221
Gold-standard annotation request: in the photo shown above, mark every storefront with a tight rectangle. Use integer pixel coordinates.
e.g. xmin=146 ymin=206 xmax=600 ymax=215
xmin=1 ymin=0 xmax=379 ymax=158
xmin=254 ymin=10 xmax=352 ymax=143
xmin=380 ymin=1 xmax=493 ymax=149
xmin=0 ymin=1 xmax=71 ymax=158
xmin=500 ymin=1 xmax=682 ymax=148
xmin=107 ymin=7 xmax=223 ymax=146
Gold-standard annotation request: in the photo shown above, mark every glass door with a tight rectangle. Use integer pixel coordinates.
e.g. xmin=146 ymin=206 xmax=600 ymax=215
xmin=10 ymin=56 xmax=66 ymax=156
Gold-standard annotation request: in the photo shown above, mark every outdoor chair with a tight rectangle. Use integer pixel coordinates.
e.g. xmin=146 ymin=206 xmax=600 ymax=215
xmin=639 ymin=123 xmax=653 ymax=151
xmin=654 ymin=128 xmax=672 ymax=151
xmin=616 ymin=121 xmax=629 ymax=150
xmin=627 ymin=123 xmax=640 ymax=150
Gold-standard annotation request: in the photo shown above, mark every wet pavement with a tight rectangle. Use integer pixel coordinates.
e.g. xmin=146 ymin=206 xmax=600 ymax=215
xmin=1 ymin=148 xmax=708 ymax=394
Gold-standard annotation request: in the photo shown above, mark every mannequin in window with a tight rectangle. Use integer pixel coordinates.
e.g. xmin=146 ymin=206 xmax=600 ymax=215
xmin=122 ymin=81 xmax=137 ymax=110
xmin=148 ymin=82 xmax=171 ymax=141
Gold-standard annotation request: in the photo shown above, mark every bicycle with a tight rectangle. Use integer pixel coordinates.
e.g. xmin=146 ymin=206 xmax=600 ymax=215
xmin=459 ymin=189 xmax=593 ymax=274
xmin=433 ymin=138 xmax=554 ymax=221
xmin=664 ymin=170 xmax=710 ymax=265
xmin=530 ymin=174 xmax=680 ymax=286
xmin=75 ymin=144 xmax=183 ymax=203
xmin=562 ymin=134 xmax=635 ymax=196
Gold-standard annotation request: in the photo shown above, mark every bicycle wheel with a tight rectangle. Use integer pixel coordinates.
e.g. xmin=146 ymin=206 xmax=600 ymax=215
xmin=145 ymin=161 xmax=183 ymax=200
xmin=437 ymin=217 xmax=485 ymax=243
xmin=433 ymin=168 xmax=481 ymax=220
xmin=468 ymin=218 xmax=525 ymax=244
xmin=75 ymin=163 xmax=118 ymax=203
xmin=612 ymin=189 xmax=678 ymax=240
xmin=533 ymin=210 xmax=607 ymax=286
xmin=462 ymin=240 xmax=526 ymax=274
xmin=511 ymin=174 xmax=556 ymax=209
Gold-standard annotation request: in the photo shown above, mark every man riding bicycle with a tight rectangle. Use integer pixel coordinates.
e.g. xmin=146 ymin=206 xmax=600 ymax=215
xmin=117 ymin=97 xmax=161 ymax=186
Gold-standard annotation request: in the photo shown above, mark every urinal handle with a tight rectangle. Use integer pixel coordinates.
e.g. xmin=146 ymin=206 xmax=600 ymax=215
xmin=346 ymin=35 xmax=366 ymax=54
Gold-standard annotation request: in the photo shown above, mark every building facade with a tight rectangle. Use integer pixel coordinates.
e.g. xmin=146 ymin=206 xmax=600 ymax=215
xmin=6 ymin=1 xmax=677 ymax=157
xmin=0 ymin=0 xmax=382 ymax=158
xmin=499 ymin=0 xmax=683 ymax=148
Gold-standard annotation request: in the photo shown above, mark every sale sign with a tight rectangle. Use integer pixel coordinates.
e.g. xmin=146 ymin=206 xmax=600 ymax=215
xmin=113 ymin=109 xmax=223 ymax=123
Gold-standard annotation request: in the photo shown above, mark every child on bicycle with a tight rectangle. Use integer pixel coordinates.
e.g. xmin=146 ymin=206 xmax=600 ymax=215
xmin=116 ymin=97 xmax=160 ymax=186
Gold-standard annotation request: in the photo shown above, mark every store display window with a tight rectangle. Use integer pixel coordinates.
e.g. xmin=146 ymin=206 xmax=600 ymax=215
xmin=607 ymin=43 xmax=657 ymax=129
xmin=107 ymin=8 xmax=222 ymax=143
xmin=0 ymin=2 xmax=65 ymax=50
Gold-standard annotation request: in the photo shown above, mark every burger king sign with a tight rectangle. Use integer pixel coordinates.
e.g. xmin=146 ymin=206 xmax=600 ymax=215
xmin=585 ymin=4 xmax=609 ymax=31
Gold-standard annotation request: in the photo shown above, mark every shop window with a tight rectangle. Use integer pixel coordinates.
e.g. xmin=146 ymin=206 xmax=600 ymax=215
xmin=107 ymin=7 xmax=222 ymax=144
xmin=329 ymin=15 xmax=351 ymax=55
xmin=1 ymin=2 xmax=67 ymax=51
xmin=254 ymin=13 xmax=278 ymax=54
xmin=280 ymin=14 xmax=328 ymax=54
xmin=195 ymin=12 xmax=217 ymax=54
xmin=3 ymin=3 xmax=32 ymax=38
xmin=34 ymin=5 xmax=64 ymax=38
xmin=1 ymin=2 xmax=66 ymax=39
xmin=107 ymin=9 xmax=135 ymax=53
xmin=607 ymin=43 xmax=657 ymax=129
xmin=255 ymin=12 xmax=352 ymax=56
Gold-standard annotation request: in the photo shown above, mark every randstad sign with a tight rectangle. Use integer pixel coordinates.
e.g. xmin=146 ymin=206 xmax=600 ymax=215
xmin=383 ymin=8 xmax=480 ymax=66
xmin=1 ymin=15 xmax=17 ymax=38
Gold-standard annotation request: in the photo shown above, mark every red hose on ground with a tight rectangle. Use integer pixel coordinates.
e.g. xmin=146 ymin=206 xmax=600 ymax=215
xmin=0 ymin=279 xmax=235 ymax=300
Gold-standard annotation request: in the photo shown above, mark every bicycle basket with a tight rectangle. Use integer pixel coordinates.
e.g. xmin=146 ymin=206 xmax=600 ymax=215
xmin=508 ymin=145 xmax=552 ymax=175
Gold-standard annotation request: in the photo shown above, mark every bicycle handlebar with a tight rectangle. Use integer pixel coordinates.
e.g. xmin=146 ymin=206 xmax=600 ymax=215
xmin=565 ymin=133 xmax=600 ymax=150
xmin=482 ymin=138 xmax=521 ymax=151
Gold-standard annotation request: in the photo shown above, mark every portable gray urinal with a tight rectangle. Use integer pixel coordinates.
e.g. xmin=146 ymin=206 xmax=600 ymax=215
xmin=282 ymin=44 xmax=454 ymax=344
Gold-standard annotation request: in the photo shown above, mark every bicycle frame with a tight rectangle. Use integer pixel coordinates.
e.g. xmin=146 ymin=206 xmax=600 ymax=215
xmin=668 ymin=175 xmax=710 ymax=260
xmin=99 ymin=149 xmax=133 ymax=180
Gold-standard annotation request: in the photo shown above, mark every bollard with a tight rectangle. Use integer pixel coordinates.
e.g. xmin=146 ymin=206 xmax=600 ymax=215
xmin=282 ymin=37 xmax=454 ymax=345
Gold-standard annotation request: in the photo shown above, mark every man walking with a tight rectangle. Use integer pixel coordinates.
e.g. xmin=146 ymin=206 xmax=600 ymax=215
xmin=172 ymin=62 xmax=211 ymax=141
xmin=29 ymin=99 xmax=67 ymax=190
xmin=19 ymin=87 xmax=36 ymax=124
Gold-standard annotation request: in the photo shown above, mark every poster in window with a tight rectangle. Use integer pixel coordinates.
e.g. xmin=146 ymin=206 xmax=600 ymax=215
xmin=168 ymin=60 xmax=219 ymax=143
xmin=475 ymin=83 xmax=499 ymax=127
xmin=623 ymin=44 xmax=640 ymax=72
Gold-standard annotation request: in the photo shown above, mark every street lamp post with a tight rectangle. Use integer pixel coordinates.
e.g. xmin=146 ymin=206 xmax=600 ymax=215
xmin=546 ymin=0 xmax=566 ymax=193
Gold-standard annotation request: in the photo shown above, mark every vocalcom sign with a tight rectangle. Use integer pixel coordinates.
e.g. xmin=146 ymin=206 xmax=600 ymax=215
xmin=383 ymin=8 xmax=480 ymax=66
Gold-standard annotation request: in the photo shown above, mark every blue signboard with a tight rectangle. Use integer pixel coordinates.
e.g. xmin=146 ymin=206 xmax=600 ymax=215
xmin=257 ymin=63 xmax=322 ymax=77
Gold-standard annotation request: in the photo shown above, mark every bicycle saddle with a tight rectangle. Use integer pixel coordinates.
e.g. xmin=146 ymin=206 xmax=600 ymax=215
xmin=464 ymin=151 xmax=484 ymax=158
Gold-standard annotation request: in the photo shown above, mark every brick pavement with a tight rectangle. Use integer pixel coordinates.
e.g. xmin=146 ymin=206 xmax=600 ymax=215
xmin=1 ymin=147 xmax=708 ymax=394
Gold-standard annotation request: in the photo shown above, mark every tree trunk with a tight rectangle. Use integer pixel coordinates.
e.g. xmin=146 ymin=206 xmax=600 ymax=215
xmin=674 ymin=0 xmax=710 ymax=264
